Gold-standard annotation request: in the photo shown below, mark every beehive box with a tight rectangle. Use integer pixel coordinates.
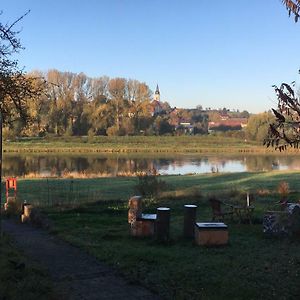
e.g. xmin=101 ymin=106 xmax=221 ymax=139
xmin=130 ymin=214 xmax=156 ymax=237
xmin=195 ymin=222 xmax=228 ymax=246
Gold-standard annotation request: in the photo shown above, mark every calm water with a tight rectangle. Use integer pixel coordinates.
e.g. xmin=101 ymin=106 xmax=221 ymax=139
xmin=3 ymin=153 xmax=300 ymax=177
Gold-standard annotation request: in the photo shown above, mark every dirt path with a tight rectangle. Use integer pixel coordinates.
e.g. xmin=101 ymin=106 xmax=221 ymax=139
xmin=2 ymin=219 xmax=160 ymax=300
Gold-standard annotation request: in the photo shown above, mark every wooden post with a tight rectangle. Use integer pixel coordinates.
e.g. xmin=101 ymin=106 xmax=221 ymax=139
xmin=156 ymin=207 xmax=170 ymax=241
xmin=183 ymin=204 xmax=197 ymax=238
xmin=21 ymin=203 xmax=32 ymax=223
xmin=128 ymin=196 xmax=142 ymax=224
xmin=24 ymin=204 xmax=33 ymax=218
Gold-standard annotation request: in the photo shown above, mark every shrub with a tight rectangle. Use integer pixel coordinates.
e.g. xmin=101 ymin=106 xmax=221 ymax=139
xmin=135 ymin=174 xmax=168 ymax=198
xmin=278 ymin=181 xmax=289 ymax=202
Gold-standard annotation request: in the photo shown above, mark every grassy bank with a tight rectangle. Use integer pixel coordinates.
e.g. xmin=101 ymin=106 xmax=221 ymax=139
xmin=3 ymin=135 xmax=279 ymax=154
xmin=11 ymin=170 xmax=300 ymax=206
xmin=0 ymin=233 xmax=54 ymax=300
xmin=8 ymin=171 xmax=300 ymax=299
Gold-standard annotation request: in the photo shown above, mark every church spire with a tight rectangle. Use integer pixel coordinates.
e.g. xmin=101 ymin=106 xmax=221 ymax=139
xmin=155 ymin=84 xmax=160 ymax=95
xmin=154 ymin=84 xmax=160 ymax=102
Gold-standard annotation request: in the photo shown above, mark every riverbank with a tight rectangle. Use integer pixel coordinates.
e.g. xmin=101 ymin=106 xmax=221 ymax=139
xmin=3 ymin=135 xmax=282 ymax=154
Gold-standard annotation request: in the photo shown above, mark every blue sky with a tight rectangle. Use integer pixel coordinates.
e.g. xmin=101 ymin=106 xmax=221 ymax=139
xmin=1 ymin=0 xmax=300 ymax=113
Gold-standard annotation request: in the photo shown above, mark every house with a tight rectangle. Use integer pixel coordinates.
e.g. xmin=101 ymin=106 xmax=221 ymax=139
xmin=208 ymin=118 xmax=248 ymax=132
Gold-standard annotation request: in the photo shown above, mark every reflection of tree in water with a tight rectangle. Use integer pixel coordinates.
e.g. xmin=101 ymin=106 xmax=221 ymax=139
xmin=243 ymin=156 xmax=298 ymax=172
xmin=4 ymin=154 xmax=300 ymax=177
xmin=3 ymin=156 xmax=26 ymax=176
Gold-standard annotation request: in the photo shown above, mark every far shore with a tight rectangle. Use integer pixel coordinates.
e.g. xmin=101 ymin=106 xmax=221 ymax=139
xmin=3 ymin=135 xmax=298 ymax=154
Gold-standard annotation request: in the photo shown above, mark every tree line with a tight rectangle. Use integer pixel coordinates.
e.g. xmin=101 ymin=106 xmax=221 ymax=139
xmin=4 ymin=69 xmax=211 ymax=139
xmin=6 ymin=70 xmax=153 ymax=138
xmin=3 ymin=67 xmax=278 ymax=143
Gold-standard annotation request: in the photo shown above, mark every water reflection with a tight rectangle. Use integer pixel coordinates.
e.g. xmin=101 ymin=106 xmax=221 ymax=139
xmin=2 ymin=154 xmax=300 ymax=177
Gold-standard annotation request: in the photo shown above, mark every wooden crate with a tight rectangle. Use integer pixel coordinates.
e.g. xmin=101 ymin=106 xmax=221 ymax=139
xmin=195 ymin=222 xmax=228 ymax=246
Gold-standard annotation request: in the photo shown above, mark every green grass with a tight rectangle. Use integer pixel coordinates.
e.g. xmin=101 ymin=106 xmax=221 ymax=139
xmin=0 ymin=233 xmax=55 ymax=300
xmin=3 ymin=135 xmax=274 ymax=154
xmin=11 ymin=170 xmax=300 ymax=207
xmin=45 ymin=196 xmax=300 ymax=300
xmin=13 ymin=170 xmax=298 ymax=299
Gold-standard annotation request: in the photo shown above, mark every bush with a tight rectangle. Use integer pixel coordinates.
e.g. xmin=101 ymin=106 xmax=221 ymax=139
xmin=278 ymin=181 xmax=289 ymax=202
xmin=135 ymin=174 xmax=168 ymax=198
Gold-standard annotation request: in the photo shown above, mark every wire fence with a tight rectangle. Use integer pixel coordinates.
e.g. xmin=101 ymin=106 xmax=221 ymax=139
xmin=2 ymin=179 xmax=104 ymax=208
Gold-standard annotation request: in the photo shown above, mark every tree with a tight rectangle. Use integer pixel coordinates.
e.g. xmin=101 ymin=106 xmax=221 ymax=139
xmin=107 ymin=78 xmax=128 ymax=135
xmin=282 ymin=0 xmax=300 ymax=22
xmin=246 ymin=112 xmax=275 ymax=142
xmin=0 ymin=11 xmax=46 ymax=230
xmin=127 ymin=80 xmax=152 ymax=134
xmin=264 ymin=82 xmax=300 ymax=150
xmin=264 ymin=1 xmax=300 ymax=149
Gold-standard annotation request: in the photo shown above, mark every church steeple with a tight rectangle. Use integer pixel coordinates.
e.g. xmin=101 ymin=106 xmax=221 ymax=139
xmin=155 ymin=84 xmax=160 ymax=95
xmin=154 ymin=84 xmax=160 ymax=101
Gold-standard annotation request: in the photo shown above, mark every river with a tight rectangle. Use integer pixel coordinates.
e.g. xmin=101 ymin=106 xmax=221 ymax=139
xmin=3 ymin=153 xmax=300 ymax=178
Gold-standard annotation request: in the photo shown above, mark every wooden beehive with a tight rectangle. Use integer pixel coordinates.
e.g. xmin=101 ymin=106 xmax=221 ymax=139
xmin=195 ymin=222 xmax=228 ymax=246
xmin=130 ymin=214 xmax=156 ymax=237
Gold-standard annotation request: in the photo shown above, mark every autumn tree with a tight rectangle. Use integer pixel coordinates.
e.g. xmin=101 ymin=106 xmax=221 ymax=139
xmin=0 ymin=11 xmax=46 ymax=229
xmin=282 ymin=0 xmax=300 ymax=21
xmin=264 ymin=83 xmax=300 ymax=150
xmin=127 ymin=79 xmax=152 ymax=134
xmin=107 ymin=78 xmax=128 ymax=135
xmin=264 ymin=1 xmax=300 ymax=150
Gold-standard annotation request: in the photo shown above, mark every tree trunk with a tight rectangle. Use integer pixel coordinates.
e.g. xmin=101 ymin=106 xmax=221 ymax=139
xmin=0 ymin=113 xmax=2 ymax=235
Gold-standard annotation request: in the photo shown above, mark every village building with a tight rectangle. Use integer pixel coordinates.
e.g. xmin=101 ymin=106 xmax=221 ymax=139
xmin=208 ymin=117 xmax=248 ymax=132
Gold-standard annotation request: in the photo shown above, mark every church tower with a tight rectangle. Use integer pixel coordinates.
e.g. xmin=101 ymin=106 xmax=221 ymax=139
xmin=154 ymin=84 xmax=160 ymax=102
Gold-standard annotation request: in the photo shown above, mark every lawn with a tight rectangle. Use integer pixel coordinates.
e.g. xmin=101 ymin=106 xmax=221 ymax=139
xmin=17 ymin=170 xmax=299 ymax=299
xmin=12 ymin=170 xmax=300 ymax=207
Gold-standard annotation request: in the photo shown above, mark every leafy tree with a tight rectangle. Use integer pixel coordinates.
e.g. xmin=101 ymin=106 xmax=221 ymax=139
xmin=0 ymin=11 xmax=46 ymax=228
xmin=264 ymin=1 xmax=300 ymax=150
xmin=153 ymin=116 xmax=174 ymax=135
xmin=282 ymin=0 xmax=300 ymax=22
xmin=246 ymin=112 xmax=275 ymax=142
xmin=107 ymin=78 xmax=128 ymax=135
xmin=0 ymin=12 xmax=46 ymax=128
xmin=264 ymin=0 xmax=300 ymax=151
xmin=264 ymin=83 xmax=300 ymax=150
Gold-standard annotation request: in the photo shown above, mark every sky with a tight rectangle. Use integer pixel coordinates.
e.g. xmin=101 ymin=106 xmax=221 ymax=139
xmin=1 ymin=0 xmax=300 ymax=113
